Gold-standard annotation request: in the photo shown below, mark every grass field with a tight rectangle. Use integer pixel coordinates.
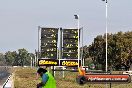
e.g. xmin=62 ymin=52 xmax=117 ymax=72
xmin=13 ymin=67 xmax=132 ymax=88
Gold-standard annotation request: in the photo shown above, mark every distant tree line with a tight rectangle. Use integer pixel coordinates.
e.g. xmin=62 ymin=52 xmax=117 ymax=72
xmin=0 ymin=31 xmax=132 ymax=71
xmin=83 ymin=31 xmax=132 ymax=71
xmin=0 ymin=48 xmax=35 ymax=66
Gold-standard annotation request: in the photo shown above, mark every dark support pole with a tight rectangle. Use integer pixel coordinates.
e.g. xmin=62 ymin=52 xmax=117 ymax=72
xmin=60 ymin=28 xmax=62 ymax=60
xmin=110 ymin=70 xmax=112 ymax=88
xmin=110 ymin=83 xmax=111 ymax=88
xmin=52 ymin=66 xmax=55 ymax=77
xmin=81 ymin=27 xmax=84 ymax=66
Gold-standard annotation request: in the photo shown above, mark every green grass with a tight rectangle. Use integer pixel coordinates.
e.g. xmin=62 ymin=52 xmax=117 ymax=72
xmin=13 ymin=67 xmax=132 ymax=88
xmin=13 ymin=67 xmax=39 ymax=88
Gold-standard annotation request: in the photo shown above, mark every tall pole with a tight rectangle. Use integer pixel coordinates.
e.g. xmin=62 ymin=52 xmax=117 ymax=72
xmin=59 ymin=28 xmax=62 ymax=60
xmin=74 ymin=15 xmax=80 ymax=68
xmin=104 ymin=0 xmax=109 ymax=88
xmin=38 ymin=26 xmax=40 ymax=66
xmin=78 ymin=16 xmax=80 ymax=68
xmin=105 ymin=0 xmax=108 ymax=73
xmin=82 ymin=28 xmax=84 ymax=66
xmin=102 ymin=0 xmax=108 ymax=72
xmin=34 ymin=51 xmax=37 ymax=67
xmin=102 ymin=1 xmax=108 ymax=88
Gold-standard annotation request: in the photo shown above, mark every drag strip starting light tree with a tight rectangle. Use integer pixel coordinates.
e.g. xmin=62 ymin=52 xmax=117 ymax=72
xmin=38 ymin=27 xmax=81 ymax=66
xmin=62 ymin=29 xmax=79 ymax=59
xmin=41 ymin=28 xmax=58 ymax=59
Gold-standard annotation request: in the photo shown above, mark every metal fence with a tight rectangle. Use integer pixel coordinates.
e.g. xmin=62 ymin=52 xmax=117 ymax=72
xmin=0 ymin=66 xmax=12 ymax=88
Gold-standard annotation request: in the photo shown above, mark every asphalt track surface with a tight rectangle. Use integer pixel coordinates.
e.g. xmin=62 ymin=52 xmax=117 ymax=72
xmin=0 ymin=66 xmax=10 ymax=86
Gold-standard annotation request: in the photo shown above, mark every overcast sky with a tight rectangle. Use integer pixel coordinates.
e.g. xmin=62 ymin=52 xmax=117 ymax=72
xmin=0 ymin=0 xmax=132 ymax=53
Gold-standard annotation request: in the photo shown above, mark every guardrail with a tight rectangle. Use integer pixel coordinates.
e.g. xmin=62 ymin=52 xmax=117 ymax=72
xmin=2 ymin=74 xmax=12 ymax=88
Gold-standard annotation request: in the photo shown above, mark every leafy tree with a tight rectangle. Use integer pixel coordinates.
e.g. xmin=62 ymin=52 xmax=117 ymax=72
xmin=0 ymin=53 xmax=6 ymax=65
xmin=18 ymin=48 xmax=30 ymax=66
xmin=5 ymin=51 xmax=15 ymax=66
xmin=83 ymin=31 xmax=132 ymax=71
xmin=12 ymin=51 xmax=19 ymax=66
